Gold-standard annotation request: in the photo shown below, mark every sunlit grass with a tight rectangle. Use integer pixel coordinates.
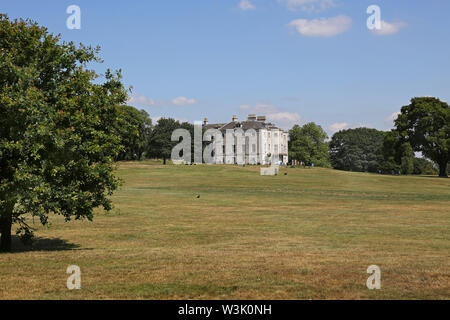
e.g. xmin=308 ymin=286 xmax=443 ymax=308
xmin=0 ymin=161 xmax=449 ymax=299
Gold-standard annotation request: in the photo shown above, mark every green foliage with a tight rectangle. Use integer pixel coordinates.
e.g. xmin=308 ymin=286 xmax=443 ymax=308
xmin=380 ymin=131 xmax=401 ymax=173
xmin=394 ymin=97 xmax=449 ymax=177
xmin=288 ymin=123 xmax=330 ymax=167
xmin=413 ymin=157 xmax=437 ymax=175
xmin=0 ymin=15 xmax=127 ymax=251
xmin=329 ymin=128 xmax=385 ymax=172
xmin=400 ymin=143 xmax=414 ymax=174
xmin=116 ymin=105 xmax=152 ymax=161
xmin=381 ymin=130 xmax=415 ymax=174
xmin=179 ymin=121 xmax=195 ymax=163
xmin=148 ymin=118 xmax=193 ymax=164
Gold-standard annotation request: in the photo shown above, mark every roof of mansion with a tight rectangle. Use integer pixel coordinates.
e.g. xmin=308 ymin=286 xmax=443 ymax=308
xmin=203 ymin=115 xmax=287 ymax=133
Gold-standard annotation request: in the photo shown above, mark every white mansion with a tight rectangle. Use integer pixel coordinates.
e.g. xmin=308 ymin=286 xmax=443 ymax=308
xmin=203 ymin=114 xmax=289 ymax=165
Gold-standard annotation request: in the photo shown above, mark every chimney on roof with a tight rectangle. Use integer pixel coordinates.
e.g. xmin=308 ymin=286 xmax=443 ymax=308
xmin=232 ymin=115 xmax=238 ymax=122
xmin=257 ymin=115 xmax=266 ymax=122
xmin=247 ymin=114 xmax=257 ymax=121
xmin=203 ymin=118 xmax=208 ymax=125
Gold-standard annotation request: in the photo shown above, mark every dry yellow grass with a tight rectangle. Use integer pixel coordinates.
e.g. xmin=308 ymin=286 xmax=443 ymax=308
xmin=0 ymin=161 xmax=449 ymax=299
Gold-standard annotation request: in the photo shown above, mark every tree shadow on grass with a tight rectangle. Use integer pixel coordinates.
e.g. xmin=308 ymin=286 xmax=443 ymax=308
xmin=10 ymin=235 xmax=84 ymax=253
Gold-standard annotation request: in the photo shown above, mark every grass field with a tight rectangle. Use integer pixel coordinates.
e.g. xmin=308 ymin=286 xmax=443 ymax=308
xmin=0 ymin=161 xmax=449 ymax=299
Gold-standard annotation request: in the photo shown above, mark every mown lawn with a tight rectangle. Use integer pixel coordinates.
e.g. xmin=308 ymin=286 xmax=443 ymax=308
xmin=0 ymin=161 xmax=449 ymax=299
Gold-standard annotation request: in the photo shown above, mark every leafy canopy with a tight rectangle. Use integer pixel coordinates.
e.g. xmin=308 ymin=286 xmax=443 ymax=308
xmin=0 ymin=15 xmax=128 ymax=249
xmin=288 ymin=123 xmax=330 ymax=167
xmin=148 ymin=118 xmax=194 ymax=164
xmin=329 ymin=128 xmax=385 ymax=172
xmin=394 ymin=97 xmax=449 ymax=177
xmin=381 ymin=130 xmax=415 ymax=174
xmin=116 ymin=105 xmax=152 ymax=161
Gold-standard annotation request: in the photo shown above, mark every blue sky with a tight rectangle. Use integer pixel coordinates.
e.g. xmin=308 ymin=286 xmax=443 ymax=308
xmin=2 ymin=0 xmax=450 ymax=134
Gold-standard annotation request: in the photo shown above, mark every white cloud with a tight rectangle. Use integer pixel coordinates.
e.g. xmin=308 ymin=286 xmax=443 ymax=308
xmin=289 ymin=15 xmax=352 ymax=37
xmin=280 ymin=0 xmax=336 ymax=12
xmin=128 ymin=94 xmax=198 ymax=107
xmin=172 ymin=96 xmax=198 ymax=106
xmin=385 ymin=112 xmax=400 ymax=123
xmin=384 ymin=112 xmax=401 ymax=128
xmin=240 ymin=102 xmax=278 ymax=114
xmin=128 ymin=93 xmax=155 ymax=107
xmin=239 ymin=103 xmax=301 ymax=128
xmin=151 ymin=116 xmax=162 ymax=123
xmin=371 ymin=20 xmax=406 ymax=36
xmin=329 ymin=122 xmax=348 ymax=133
xmin=238 ymin=0 xmax=256 ymax=11
xmin=267 ymin=112 xmax=302 ymax=123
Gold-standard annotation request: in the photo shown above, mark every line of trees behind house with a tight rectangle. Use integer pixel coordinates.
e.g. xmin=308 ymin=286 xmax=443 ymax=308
xmin=117 ymin=97 xmax=448 ymax=177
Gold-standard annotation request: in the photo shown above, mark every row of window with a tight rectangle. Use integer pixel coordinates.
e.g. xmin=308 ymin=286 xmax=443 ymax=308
xmin=219 ymin=144 xmax=282 ymax=154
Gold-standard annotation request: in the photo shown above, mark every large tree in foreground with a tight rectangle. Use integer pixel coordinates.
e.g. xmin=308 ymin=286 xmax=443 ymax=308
xmin=394 ymin=97 xmax=449 ymax=177
xmin=0 ymin=15 xmax=128 ymax=252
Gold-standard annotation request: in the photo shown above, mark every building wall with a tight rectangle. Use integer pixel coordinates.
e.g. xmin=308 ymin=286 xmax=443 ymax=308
xmin=211 ymin=127 xmax=289 ymax=165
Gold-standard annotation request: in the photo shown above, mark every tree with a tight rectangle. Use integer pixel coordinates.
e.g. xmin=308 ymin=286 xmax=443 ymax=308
xmin=329 ymin=128 xmax=385 ymax=172
xmin=288 ymin=123 xmax=330 ymax=167
xmin=116 ymin=105 xmax=152 ymax=161
xmin=288 ymin=125 xmax=302 ymax=163
xmin=399 ymin=143 xmax=414 ymax=174
xmin=413 ymin=157 xmax=437 ymax=175
xmin=0 ymin=16 xmax=127 ymax=252
xmin=381 ymin=131 xmax=401 ymax=173
xmin=179 ymin=121 xmax=195 ymax=163
xmin=394 ymin=97 xmax=449 ymax=177
xmin=381 ymin=131 xmax=415 ymax=174
xmin=148 ymin=118 xmax=181 ymax=164
xmin=137 ymin=109 xmax=153 ymax=159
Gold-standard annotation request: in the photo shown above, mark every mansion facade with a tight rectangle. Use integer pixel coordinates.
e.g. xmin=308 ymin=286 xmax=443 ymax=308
xmin=203 ymin=114 xmax=289 ymax=165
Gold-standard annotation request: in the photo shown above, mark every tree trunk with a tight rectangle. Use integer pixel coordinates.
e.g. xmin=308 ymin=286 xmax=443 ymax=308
xmin=163 ymin=157 xmax=166 ymax=165
xmin=438 ymin=161 xmax=448 ymax=178
xmin=0 ymin=215 xmax=12 ymax=253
